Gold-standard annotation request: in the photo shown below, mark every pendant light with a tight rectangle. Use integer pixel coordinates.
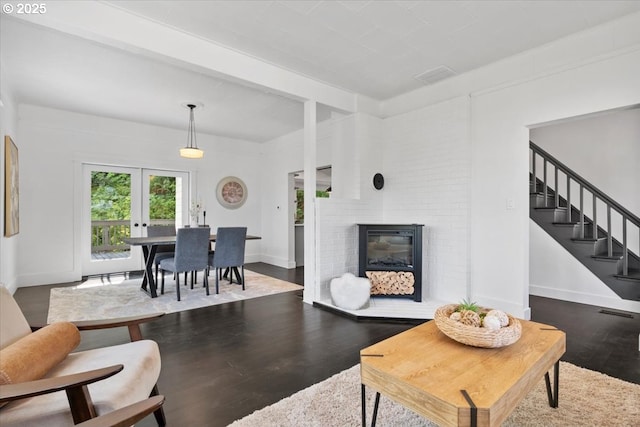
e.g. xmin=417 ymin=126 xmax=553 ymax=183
xmin=180 ymin=103 xmax=204 ymax=158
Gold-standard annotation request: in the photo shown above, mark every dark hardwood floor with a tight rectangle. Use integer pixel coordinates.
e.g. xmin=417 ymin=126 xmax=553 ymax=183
xmin=12 ymin=263 xmax=639 ymax=426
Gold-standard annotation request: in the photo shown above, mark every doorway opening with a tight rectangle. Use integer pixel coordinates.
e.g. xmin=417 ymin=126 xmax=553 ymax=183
xmin=289 ymin=166 xmax=331 ymax=267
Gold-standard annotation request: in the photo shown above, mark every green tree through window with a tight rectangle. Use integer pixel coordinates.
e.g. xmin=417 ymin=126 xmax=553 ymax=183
xmin=148 ymin=175 xmax=176 ymax=221
xmin=295 ymin=189 xmax=329 ymax=224
xmin=90 ymin=172 xmax=177 ymax=252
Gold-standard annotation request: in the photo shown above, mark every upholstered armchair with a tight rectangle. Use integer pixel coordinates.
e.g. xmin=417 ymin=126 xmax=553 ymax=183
xmin=0 ymin=285 xmax=166 ymax=426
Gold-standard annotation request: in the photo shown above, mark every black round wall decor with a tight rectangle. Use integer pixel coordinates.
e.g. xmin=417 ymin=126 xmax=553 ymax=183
xmin=373 ymin=173 xmax=384 ymax=190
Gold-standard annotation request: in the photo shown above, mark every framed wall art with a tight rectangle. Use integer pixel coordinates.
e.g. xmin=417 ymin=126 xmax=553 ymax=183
xmin=4 ymin=135 xmax=19 ymax=236
xmin=216 ymin=176 xmax=247 ymax=209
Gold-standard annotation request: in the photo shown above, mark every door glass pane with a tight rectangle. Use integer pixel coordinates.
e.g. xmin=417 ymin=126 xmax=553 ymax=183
xmin=148 ymin=175 xmax=177 ymax=228
xmin=90 ymin=171 xmax=132 ymax=260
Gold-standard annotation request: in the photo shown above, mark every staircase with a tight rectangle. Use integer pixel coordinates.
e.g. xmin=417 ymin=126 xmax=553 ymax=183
xmin=529 ymin=141 xmax=640 ymax=301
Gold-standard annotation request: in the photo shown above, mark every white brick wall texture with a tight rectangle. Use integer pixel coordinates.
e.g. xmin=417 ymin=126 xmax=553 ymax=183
xmin=313 ymin=97 xmax=471 ymax=305
xmin=382 ymin=96 xmax=471 ymax=303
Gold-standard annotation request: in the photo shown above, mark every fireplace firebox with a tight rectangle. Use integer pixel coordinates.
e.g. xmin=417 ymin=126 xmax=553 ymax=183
xmin=358 ymin=224 xmax=424 ymax=302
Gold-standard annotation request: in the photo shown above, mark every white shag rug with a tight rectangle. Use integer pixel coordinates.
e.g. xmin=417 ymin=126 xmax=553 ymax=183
xmin=48 ymin=269 xmax=302 ymax=322
xmin=229 ymin=362 xmax=640 ymax=427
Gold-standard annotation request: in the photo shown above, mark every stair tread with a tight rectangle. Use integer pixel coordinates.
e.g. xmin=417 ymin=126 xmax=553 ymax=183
xmin=534 ymin=207 xmax=566 ymax=211
xmin=613 ymin=271 xmax=640 ymax=281
xmin=571 ymin=238 xmax=598 ymax=243
xmin=530 ymin=192 xmax=556 ymax=196
xmin=592 ymin=253 xmax=624 ymax=260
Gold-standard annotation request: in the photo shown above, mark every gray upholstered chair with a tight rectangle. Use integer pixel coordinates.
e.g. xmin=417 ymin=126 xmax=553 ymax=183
xmin=208 ymin=227 xmax=247 ymax=294
xmin=146 ymin=225 xmax=176 ymax=284
xmin=160 ymin=227 xmax=210 ymax=300
xmin=0 ymin=286 xmax=166 ymax=426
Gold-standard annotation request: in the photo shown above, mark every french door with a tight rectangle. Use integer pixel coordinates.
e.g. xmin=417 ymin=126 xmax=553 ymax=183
xmin=81 ymin=164 xmax=189 ymax=275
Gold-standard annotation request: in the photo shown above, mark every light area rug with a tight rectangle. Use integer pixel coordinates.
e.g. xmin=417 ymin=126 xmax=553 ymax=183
xmin=229 ymin=362 xmax=640 ymax=427
xmin=47 ymin=269 xmax=302 ymax=322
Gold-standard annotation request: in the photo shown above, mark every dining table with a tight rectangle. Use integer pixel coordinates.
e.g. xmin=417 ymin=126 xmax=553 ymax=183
xmin=124 ymin=233 xmax=261 ymax=298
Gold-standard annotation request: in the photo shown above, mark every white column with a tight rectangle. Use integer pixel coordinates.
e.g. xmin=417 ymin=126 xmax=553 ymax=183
xmin=302 ymin=100 xmax=317 ymax=304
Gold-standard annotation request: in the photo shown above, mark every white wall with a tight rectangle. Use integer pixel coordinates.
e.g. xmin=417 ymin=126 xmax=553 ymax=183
xmin=260 ymin=114 xmax=358 ymax=270
xmin=382 ymin=96 xmax=471 ymax=303
xmin=0 ymin=67 xmax=19 ymax=292
xmin=15 ymin=105 xmax=263 ymax=286
xmin=313 ymin=113 xmax=384 ymax=303
xmin=315 ymin=198 xmax=380 ymax=303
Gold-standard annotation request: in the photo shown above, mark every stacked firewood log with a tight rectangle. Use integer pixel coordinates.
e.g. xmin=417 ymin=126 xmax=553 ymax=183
xmin=365 ymin=271 xmax=415 ymax=295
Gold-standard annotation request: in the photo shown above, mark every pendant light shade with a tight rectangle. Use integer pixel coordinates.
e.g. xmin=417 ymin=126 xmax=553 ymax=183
xmin=180 ymin=104 xmax=204 ymax=159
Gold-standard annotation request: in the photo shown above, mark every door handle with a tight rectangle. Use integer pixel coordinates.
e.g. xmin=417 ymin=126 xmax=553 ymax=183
xmin=142 ymin=223 xmax=147 ymax=227
xmin=134 ymin=223 xmax=139 ymax=227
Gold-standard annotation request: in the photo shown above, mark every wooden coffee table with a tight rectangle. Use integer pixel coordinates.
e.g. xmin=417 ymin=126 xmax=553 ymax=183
xmin=360 ymin=319 xmax=565 ymax=427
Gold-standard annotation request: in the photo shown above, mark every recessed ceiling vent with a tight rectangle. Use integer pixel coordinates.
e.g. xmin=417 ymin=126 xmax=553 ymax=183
xmin=414 ymin=66 xmax=456 ymax=86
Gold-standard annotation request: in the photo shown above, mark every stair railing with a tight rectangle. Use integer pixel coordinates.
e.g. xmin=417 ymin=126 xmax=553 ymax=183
xmin=530 ymin=141 xmax=639 ymax=275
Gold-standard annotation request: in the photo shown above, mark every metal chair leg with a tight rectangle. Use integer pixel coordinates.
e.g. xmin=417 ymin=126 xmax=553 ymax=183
xmin=176 ymin=272 xmax=181 ymax=301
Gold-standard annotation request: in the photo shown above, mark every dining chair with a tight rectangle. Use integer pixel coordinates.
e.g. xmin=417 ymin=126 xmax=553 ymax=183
xmin=146 ymin=225 xmax=176 ymax=285
xmin=160 ymin=227 xmax=210 ymax=301
xmin=208 ymin=227 xmax=247 ymax=294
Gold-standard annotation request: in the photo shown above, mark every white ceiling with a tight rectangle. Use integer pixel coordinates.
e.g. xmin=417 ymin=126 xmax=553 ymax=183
xmin=2 ymin=1 xmax=639 ymax=142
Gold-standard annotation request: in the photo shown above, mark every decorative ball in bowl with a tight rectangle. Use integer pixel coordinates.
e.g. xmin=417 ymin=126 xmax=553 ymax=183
xmin=434 ymin=301 xmax=522 ymax=348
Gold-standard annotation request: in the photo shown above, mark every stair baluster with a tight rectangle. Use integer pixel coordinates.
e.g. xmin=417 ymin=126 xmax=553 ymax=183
xmin=592 ymin=195 xmax=597 ymax=239
xmin=607 ymin=205 xmax=613 ymax=257
xmin=623 ymin=219 xmax=628 ymax=276
xmin=579 ymin=185 xmax=585 ymax=239
xmin=543 ymin=159 xmax=548 ymax=207
xmin=566 ymin=178 xmax=571 ymax=222
xmin=531 ymin=152 xmax=537 ymax=193
xmin=554 ymin=167 xmax=559 ymax=208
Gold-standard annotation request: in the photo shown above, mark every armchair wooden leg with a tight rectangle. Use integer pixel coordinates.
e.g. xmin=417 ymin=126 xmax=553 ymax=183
xmin=215 ymin=270 xmax=219 ymax=294
xmin=241 ymin=265 xmax=245 ymax=291
xmin=161 ymin=270 xmax=165 ymax=295
xmin=150 ymin=385 xmax=167 ymax=426
xmin=204 ymin=272 xmax=210 ymax=296
xmin=66 ymin=384 xmax=97 ymax=424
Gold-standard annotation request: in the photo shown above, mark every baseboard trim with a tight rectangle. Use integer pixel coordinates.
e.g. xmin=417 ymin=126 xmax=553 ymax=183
xmin=259 ymin=254 xmax=295 ymax=269
xmin=530 ymin=285 xmax=640 ymax=314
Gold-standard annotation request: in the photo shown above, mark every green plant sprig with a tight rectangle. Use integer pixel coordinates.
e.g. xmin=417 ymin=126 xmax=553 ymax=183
xmin=456 ymin=298 xmax=479 ymax=313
